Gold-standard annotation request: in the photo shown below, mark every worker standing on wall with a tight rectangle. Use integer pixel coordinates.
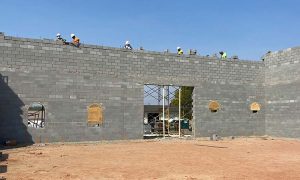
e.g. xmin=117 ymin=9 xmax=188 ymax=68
xmin=219 ymin=51 xmax=227 ymax=59
xmin=124 ymin=41 xmax=133 ymax=50
xmin=177 ymin=47 xmax=183 ymax=55
xmin=70 ymin=33 xmax=80 ymax=47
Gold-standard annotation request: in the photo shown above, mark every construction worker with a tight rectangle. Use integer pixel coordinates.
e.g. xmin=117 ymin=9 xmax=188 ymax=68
xmin=55 ymin=33 xmax=67 ymax=44
xmin=177 ymin=47 xmax=183 ymax=55
xmin=70 ymin=33 xmax=80 ymax=47
xmin=124 ymin=41 xmax=133 ymax=50
xmin=219 ymin=51 xmax=227 ymax=59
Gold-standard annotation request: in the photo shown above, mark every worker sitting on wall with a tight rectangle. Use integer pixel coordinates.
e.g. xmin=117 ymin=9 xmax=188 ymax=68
xmin=219 ymin=51 xmax=227 ymax=59
xmin=124 ymin=41 xmax=133 ymax=50
xmin=177 ymin=47 xmax=183 ymax=55
xmin=56 ymin=33 xmax=67 ymax=44
xmin=70 ymin=33 xmax=80 ymax=47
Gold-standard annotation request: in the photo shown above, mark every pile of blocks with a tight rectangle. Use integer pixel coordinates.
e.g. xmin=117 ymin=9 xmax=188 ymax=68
xmin=0 ymin=152 xmax=6 ymax=180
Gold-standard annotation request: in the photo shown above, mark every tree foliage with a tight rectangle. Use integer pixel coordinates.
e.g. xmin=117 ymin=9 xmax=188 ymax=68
xmin=171 ymin=87 xmax=194 ymax=120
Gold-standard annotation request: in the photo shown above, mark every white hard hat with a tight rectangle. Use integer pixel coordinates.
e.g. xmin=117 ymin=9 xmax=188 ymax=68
xmin=56 ymin=33 xmax=61 ymax=37
xmin=70 ymin=34 xmax=75 ymax=38
xmin=177 ymin=47 xmax=181 ymax=50
xmin=125 ymin=41 xmax=130 ymax=45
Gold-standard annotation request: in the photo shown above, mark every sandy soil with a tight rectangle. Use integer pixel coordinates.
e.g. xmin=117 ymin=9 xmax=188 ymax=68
xmin=1 ymin=137 xmax=300 ymax=180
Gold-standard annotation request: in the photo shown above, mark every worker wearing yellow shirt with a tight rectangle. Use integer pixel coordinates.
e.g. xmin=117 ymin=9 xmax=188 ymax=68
xmin=177 ymin=47 xmax=183 ymax=55
xmin=219 ymin=51 xmax=227 ymax=59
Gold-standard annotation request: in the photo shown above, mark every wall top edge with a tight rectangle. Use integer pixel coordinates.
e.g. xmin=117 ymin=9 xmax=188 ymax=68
xmin=0 ymin=33 xmax=262 ymax=63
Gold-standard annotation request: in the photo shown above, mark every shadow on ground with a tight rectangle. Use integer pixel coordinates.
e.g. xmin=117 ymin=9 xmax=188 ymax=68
xmin=195 ymin=144 xmax=228 ymax=148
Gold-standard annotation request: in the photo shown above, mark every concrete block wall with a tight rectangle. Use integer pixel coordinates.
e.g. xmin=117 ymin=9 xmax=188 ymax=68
xmin=264 ymin=48 xmax=300 ymax=138
xmin=0 ymin=32 xmax=265 ymax=143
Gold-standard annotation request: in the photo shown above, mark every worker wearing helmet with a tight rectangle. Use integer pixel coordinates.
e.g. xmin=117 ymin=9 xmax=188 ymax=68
xmin=124 ymin=41 xmax=133 ymax=50
xmin=219 ymin=51 xmax=227 ymax=59
xmin=177 ymin=47 xmax=183 ymax=55
xmin=55 ymin=33 xmax=67 ymax=44
xmin=70 ymin=33 xmax=80 ymax=47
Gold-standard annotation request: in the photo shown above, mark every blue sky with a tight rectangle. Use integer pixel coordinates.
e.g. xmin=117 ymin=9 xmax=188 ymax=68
xmin=1 ymin=0 xmax=300 ymax=60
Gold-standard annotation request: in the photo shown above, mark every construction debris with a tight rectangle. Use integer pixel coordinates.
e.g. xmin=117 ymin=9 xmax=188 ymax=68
xmin=4 ymin=140 xmax=17 ymax=146
xmin=210 ymin=134 xmax=221 ymax=141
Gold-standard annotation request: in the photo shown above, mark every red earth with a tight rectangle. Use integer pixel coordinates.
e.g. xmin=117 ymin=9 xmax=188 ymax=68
xmin=1 ymin=137 xmax=300 ymax=180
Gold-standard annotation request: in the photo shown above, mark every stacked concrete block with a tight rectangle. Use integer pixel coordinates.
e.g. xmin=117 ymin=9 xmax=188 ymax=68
xmin=0 ymin=33 xmax=265 ymax=143
xmin=264 ymin=48 xmax=300 ymax=138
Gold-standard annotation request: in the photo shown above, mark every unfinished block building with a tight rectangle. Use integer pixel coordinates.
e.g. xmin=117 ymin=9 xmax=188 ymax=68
xmin=0 ymin=32 xmax=299 ymax=143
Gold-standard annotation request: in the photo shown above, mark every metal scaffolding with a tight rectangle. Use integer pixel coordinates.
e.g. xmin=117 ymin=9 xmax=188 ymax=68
xmin=144 ymin=84 xmax=193 ymax=138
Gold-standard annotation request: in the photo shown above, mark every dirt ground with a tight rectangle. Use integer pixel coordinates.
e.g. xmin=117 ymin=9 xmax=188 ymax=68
xmin=1 ymin=137 xmax=300 ymax=180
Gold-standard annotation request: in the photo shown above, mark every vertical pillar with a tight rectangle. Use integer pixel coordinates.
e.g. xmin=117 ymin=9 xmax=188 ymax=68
xmin=162 ymin=86 xmax=165 ymax=138
xmin=179 ymin=87 xmax=181 ymax=137
xmin=157 ymin=86 xmax=161 ymax=105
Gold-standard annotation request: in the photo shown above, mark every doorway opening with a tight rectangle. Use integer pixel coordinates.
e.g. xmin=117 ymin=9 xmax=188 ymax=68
xmin=143 ymin=84 xmax=194 ymax=138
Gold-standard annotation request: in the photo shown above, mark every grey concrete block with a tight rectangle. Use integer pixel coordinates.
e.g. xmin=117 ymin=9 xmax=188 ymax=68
xmin=0 ymin=33 xmax=269 ymax=143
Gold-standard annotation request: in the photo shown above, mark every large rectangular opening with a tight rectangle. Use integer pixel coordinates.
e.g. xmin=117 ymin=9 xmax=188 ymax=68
xmin=144 ymin=84 xmax=194 ymax=138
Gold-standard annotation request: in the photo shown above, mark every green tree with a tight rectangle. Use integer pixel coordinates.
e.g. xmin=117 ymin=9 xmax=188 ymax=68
xmin=171 ymin=87 xmax=194 ymax=120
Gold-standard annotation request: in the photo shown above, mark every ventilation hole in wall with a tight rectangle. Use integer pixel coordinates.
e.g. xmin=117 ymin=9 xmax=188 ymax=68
xmin=27 ymin=102 xmax=45 ymax=128
xmin=250 ymin=102 xmax=261 ymax=113
xmin=208 ymin=101 xmax=220 ymax=113
xmin=87 ymin=103 xmax=103 ymax=127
